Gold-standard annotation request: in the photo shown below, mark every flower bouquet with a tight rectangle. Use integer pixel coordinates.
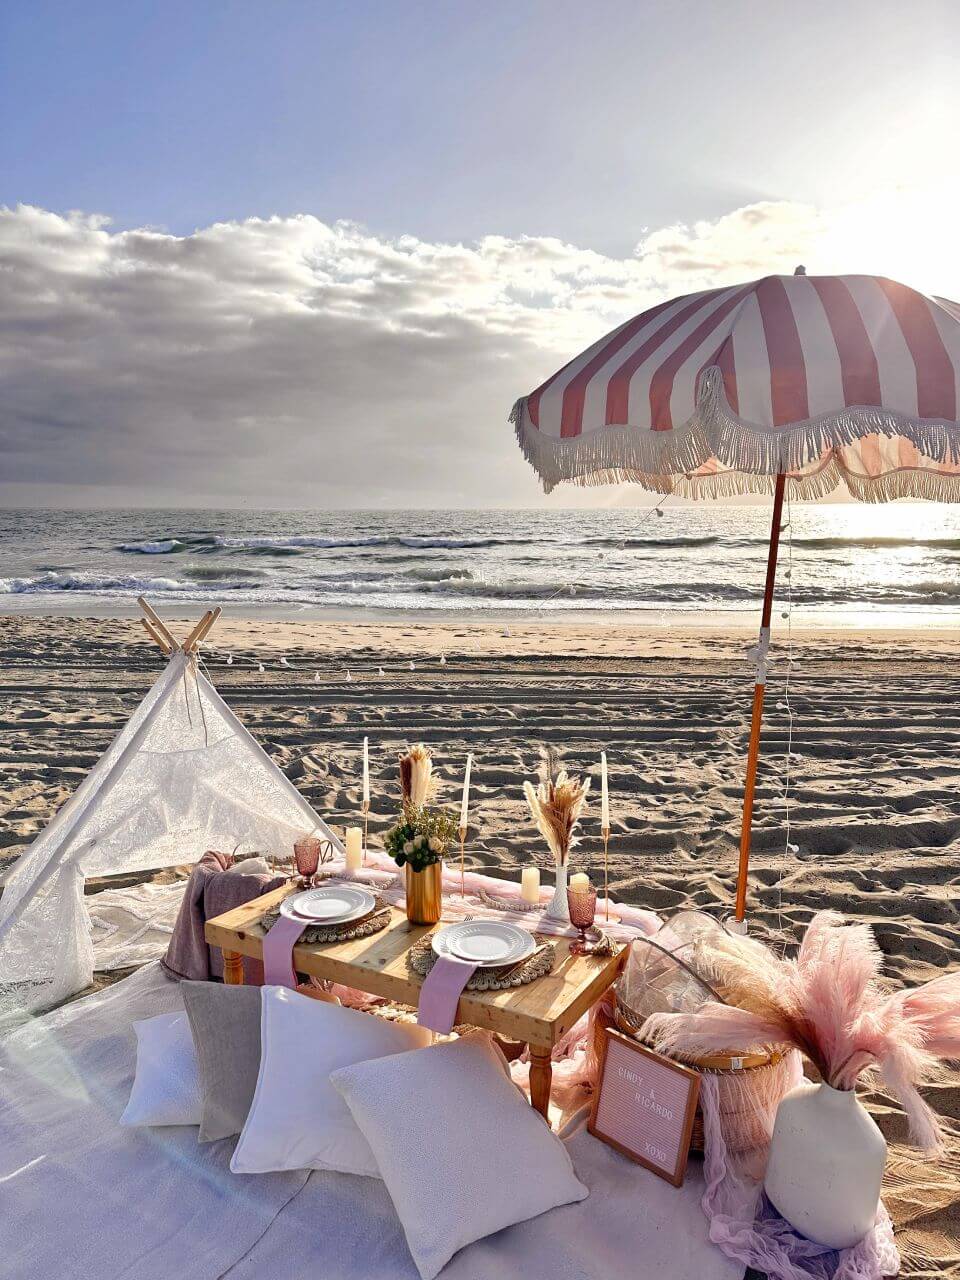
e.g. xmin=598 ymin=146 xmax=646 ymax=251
xmin=523 ymin=769 xmax=591 ymax=922
xmin=387 ymin=744 xmax=458 ymax=924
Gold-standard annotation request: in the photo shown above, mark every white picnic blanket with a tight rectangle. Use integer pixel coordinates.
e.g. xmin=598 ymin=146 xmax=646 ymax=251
xmin=0 ymin=962 xmax=743 ymax=1280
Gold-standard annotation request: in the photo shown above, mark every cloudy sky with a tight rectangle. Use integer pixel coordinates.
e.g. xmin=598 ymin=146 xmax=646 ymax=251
xmin=1 ymin=1 xmax=958 ymax=508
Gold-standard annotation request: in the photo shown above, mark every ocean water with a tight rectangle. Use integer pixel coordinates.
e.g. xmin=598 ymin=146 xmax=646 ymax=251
xmin=2 ymin=506 xmax=960 ymax=622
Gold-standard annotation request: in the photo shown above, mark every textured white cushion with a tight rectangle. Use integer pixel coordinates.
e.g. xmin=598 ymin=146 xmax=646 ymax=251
xmin=331 ymin=1034 xmax=589 ymax=1280
xmin=120 ymin=1011 xmax=203 ymax=1127
xmin=230 ymin=985 xmax=432 ymax=1177
xmin=228 ymin=857 xmax=271 ymax=875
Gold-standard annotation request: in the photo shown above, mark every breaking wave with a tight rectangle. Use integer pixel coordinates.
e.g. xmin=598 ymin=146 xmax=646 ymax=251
xmin=118 ymin=531 xmax=731 ymax=555
xmin=119 ymin=539 xmax=185 ymax=554
xmin=0 ymin=571 xmax=261 ymax=595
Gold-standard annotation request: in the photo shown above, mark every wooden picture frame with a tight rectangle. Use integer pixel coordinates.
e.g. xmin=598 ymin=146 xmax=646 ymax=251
xmin=588 ymin=1027 xmax=700 ymax=1187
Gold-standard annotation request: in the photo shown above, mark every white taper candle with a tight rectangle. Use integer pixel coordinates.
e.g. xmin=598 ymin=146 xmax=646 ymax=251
xmin=459 ymin=752 xmax=473 ymax=831
xmin=601 ymin=751 xmax=610 ymax=830
xmin=362 ymin=737 xmax=370 ymax=806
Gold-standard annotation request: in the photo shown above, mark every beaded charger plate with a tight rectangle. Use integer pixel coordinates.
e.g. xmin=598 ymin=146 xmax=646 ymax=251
xmin=260 ymin=899 xmax=391 ymax=943
xmin=407 ymin=932 xmax=557 ymax=990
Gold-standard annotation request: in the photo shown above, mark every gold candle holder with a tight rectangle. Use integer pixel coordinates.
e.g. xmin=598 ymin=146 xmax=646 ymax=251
xmin=362 ymin=800 xmax=370 ymax=866
xmin=458 ymin=824 xmax=467 ymax=898
xmin=602 ymin=825 xmax=610 ymax=922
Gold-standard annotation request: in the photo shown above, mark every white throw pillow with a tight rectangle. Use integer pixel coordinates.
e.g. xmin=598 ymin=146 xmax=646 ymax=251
xmin=230 ymin=985 xmax=433 ymax=1177
xmin=228 ymin=856 xmax=271 ymax=875
xmin=330 ymin=1034 xmax=589 ymax=1280
xmin=120 ymin=1011 xmax=203 ymax=1127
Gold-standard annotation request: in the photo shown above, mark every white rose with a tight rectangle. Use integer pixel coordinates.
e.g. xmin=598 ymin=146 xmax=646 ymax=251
xmin=403 ymin=841 xmax=414 ymax=855
xmin=415 ymin=834 xmax=425 ymax=848
xmin=428 ymin=837 xmax=441 ymax=853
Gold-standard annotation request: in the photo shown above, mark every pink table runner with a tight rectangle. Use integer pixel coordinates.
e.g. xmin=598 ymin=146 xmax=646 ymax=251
xmin=315 ymin=849 xmax=660 ymax=944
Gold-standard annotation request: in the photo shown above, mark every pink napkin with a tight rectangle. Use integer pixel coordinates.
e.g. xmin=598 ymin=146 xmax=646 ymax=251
xmin=262 ymin=915 xmax=307 ymax=989
xmin=417 ymin=955 xmax=478 ymax=1033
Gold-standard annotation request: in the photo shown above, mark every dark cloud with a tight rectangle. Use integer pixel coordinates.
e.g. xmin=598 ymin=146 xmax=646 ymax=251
xmin=0 ymin=202 xmax=820 ymax=507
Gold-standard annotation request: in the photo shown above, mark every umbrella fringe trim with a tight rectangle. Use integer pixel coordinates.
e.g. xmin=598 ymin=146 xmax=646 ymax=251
xmin=511 ymin=367 xmax=960 ymax=502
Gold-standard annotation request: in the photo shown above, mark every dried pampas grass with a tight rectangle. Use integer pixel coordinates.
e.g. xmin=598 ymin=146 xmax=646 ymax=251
xmin=523 ymin=770 xmax=590 ymax=867
xmin=399 ymin=743 xmax=437 ymax=807
xmin=642 ymin=910 xmax=958 ymax=1153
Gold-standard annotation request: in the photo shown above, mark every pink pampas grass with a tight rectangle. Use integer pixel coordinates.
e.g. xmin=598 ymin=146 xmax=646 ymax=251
xmin=642 ymin=910 xmax=958 ymax=1153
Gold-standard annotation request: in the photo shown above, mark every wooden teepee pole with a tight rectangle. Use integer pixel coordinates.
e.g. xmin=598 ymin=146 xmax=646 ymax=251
xmin=734 ymin=473 xmax=786 ymax=927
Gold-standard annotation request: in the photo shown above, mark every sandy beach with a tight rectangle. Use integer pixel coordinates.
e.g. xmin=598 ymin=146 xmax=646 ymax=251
xmin=1 ymin=611 xmax=958 ymax=1273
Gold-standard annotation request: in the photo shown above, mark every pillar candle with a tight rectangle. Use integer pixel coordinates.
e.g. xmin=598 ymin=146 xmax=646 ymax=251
xmin=345 ymin=827 xmax=363 ymax=871
xmin=459 ymin=752 xmax=473 ymax=831
xmin=362 ymin=737 xmax=370 ymax=807
xmin=569 ymin=872 xmax=590 ymax=893
xmin=521 ymin=865 xmax=540 ymax=904
xmin=601 ymin=752 xmax=610 ymax=830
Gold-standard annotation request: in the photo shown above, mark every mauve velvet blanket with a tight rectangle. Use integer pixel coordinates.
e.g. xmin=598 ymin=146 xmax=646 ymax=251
xmin=161 ymin=850 xmax=285 ymax=985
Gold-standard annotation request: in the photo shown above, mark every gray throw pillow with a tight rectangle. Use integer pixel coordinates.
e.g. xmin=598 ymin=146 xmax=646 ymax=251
xmin=181 ymin=981 xmax=262 ymax=1143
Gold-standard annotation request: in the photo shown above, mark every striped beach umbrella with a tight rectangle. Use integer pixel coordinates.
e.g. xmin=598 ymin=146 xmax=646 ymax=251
xmin=510 ymin=270 xmax=960 ymax=927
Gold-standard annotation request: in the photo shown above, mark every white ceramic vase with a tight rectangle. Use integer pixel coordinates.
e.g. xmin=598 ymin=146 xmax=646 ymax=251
xmin=764 ymin=1080 xmax=886 ymax=1250
xmin=545 ymin=863 xmax=570 ymax=922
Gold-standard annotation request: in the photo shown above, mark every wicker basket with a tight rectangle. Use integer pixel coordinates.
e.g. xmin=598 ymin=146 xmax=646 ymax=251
xmin=593 ymin=1001 xmax=784 ymax=1155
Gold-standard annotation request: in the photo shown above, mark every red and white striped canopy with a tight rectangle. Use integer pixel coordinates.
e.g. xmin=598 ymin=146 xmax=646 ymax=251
xmin=511 ymin=274 xmax=960 ymax=500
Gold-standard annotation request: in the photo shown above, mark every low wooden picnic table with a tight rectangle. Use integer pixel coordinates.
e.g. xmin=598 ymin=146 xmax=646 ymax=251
xmin=204 ymin=881 xmax=627 ymax=1120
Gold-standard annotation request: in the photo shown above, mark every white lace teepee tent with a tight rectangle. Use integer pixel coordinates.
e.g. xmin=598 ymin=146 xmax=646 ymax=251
xmin=0 ymin=604 xmax=340 ymax=1023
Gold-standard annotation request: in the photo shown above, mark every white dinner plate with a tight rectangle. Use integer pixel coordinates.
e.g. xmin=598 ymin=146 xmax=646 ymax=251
xmin=432 ymin=921 xmax=536 ymax=968
xmin=280 ymin=885 xmax=378 ymax=925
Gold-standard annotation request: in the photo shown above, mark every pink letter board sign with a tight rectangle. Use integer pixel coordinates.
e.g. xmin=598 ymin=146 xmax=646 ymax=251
xmin=588 ymin=1028 xmax=700 ymax=1186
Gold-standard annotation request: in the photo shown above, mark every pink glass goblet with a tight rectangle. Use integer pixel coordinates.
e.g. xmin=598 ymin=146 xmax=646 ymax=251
xmin=566 ymin=887 xmax=598 ymax=955
xmin=294 ymin=836 xmax=322 ymax=887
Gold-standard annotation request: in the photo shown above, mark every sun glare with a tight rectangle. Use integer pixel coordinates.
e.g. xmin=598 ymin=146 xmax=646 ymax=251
xmin=820 ymin=180 xmax=960 ymax=301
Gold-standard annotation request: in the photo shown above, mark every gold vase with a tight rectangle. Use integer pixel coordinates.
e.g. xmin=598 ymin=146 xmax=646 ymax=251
xmin=405 ymin=862 xmax=442 ymax=925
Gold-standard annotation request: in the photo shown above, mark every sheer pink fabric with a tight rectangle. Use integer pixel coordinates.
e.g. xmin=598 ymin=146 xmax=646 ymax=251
xmin=699 ymin=1070 xmax=900 ymax=1280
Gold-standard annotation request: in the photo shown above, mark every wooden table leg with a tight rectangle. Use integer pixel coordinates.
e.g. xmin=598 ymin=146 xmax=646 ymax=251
xmin=529 ymin=1047 xmax=553 ymax=1121
xmin=223 ymin=950 xmax=244 ymax=985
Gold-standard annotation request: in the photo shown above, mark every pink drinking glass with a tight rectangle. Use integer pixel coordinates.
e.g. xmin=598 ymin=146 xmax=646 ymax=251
xmin=294 ymin=836 xmax=322 ymax=887
xmin=566 ymin=887 xmax=598 ymax=954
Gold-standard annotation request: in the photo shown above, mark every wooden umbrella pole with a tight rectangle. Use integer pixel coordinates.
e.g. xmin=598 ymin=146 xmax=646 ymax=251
xmin=734 ymin=472 xmax=787 ymax=926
